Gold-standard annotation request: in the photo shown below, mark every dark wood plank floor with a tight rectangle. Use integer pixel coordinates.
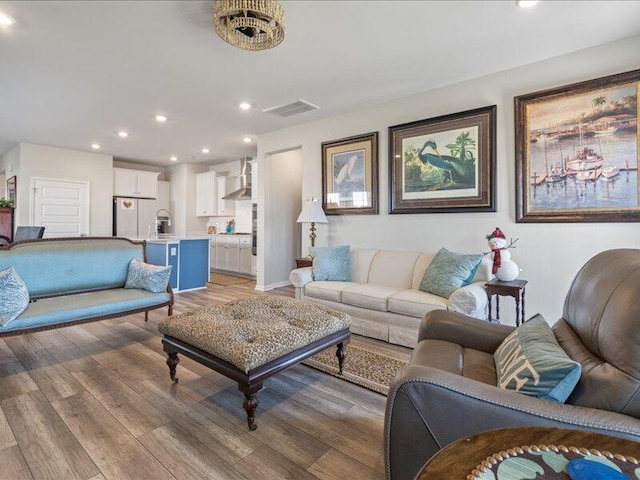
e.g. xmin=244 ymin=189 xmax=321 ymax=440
xmin=0 ymin=282 xmax=387 ymax=479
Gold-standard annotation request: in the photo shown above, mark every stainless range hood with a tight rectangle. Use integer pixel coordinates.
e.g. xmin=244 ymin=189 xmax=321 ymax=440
xmin=222 ymin=157 xmax=252 ymax=200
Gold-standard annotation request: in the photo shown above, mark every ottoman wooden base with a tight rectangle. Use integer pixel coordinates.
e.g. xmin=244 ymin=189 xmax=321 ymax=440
xmin=162 ymin=328 xmax=350 ymax=430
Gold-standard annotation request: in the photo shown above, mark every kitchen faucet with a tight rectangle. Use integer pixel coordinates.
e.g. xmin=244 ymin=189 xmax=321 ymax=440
xmin=155 ymin=209 xmax=172 ymax=236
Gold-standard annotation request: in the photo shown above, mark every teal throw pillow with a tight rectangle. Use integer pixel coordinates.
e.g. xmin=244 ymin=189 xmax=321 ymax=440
xmin=0 ymin=267 xmax=30 ymax=326
xmin=419 ymin=248 xmax=483 ymax=298
xmin=494 ymin=314 xmax=582 ymax=403
xmin=313 ymin=245 xmax=351 ymax=281
xmin=124 ymin=259 xmax=172 ymax=293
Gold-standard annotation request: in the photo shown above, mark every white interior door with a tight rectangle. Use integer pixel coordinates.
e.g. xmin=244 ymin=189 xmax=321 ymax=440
xmin=32 ymin=178 xmax=90 ymax=237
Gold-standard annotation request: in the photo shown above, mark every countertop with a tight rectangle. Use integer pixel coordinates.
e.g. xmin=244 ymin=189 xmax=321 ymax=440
xmin=126 ymin=236 xmax=212 ymax=243
xmin=126 ymin=233 xmax=252 ymax=243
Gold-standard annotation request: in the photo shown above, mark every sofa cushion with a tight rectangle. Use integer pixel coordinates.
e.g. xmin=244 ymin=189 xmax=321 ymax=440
xmin=0 ymin=267 xmax=30 ymax=326
xmin=342 ymin=284 xmax=401 ymax=312
xmin=312 ymin=245 xmax=351 ymax=281
xmin=388 ymin=290 xmax=448 ymax=318
xmin=368 ymin=251 xmax=420 ymax=289
xmin=125 ymin=259 xmax=172 ymax=293
xmin=419 ymin=248 xmax=483 ymax=298
xmin=0 ymin=288 xmax=172 ymax=333
xmin=411 ymin=339 xmax=497 ymax=385
xmin=411 ymin=253 xmax=436 ymax=290
xmin=304 ymin=281 xmax=358 ymax=302
xmin=494 ymin=314 xmax=582 ymax=403
xmin=350 ymin=249 xmax=379 ymax=284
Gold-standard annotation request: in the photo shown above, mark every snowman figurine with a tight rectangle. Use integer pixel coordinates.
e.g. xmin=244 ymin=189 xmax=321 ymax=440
xmin=484 ymin=227 xmax=520 ymax=282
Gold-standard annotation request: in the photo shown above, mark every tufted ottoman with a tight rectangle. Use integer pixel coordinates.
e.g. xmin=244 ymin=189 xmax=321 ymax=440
xmin=158 ymin=295 xmax=351 ymax=430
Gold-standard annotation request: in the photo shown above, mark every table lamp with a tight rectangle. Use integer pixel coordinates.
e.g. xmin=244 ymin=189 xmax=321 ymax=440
xmin=297 ymin=198 xmax=327 ymax=247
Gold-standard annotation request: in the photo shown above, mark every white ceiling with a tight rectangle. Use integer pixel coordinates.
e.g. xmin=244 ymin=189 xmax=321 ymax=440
xmin=1 ymin=0 xmax=640 ymax=166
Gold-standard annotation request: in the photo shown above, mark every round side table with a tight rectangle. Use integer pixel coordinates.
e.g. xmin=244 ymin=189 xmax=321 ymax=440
xmin=416 ymin=426 xmax=639 ymax=479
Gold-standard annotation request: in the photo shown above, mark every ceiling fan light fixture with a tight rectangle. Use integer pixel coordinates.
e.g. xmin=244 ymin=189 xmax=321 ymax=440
xmin=214 ymin=0 xmax=285 ymax=52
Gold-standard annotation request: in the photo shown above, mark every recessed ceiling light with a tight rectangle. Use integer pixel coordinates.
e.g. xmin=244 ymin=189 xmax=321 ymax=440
xmin=117 ymin=131 xmax=129 ymax=138
xmin=515 ymin=0 xmax=538 ymax=7
xmin=91 ymin=143 xmax=101 ymax=150
xmin=201 ymin=147 xmax=210 ymax=153
xmin=155 ymin=114 xmax=168 ymax=123
xmin=239 ymin=102 xmax=251 ymax=111
xmin=243 ymin=137 xmax=252 ymax=143
xmin=170 ymin=155 xmax=178 ymax=162
xmin=0 ymin=12 xmax=15 ymax=26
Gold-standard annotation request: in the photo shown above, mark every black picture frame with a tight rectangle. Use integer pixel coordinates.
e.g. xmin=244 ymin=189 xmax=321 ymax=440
xmin=389 ymin=105 xmax=496 ymax=214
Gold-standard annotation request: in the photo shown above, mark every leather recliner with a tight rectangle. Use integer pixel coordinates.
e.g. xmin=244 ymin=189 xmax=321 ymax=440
xmin=384 ymin=249 xmax=640 ymax=480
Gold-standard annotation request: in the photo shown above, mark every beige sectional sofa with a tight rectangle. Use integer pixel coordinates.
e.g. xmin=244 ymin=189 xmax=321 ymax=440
xmin=289 ymin=248 xmax=491 ymax=348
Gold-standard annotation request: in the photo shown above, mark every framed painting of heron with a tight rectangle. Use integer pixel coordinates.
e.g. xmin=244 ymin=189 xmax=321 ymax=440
xmin=389 ymin=105 xmax=496 ymax=214
xmin=321 ymin=131 xmax=379 ymax=215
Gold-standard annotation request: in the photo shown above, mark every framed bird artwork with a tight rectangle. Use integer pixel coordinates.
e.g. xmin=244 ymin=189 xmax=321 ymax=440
xmin=388 ymin=105 xmax=496 ymax=214
xmin=321 ymin=131 xmax=379 ymax=215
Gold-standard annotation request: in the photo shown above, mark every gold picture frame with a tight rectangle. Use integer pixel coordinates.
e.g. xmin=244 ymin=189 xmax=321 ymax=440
xmin=515 ymin=69 xmax=640 ymax=223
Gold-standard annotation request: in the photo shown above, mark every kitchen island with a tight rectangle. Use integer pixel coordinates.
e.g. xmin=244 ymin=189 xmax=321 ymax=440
xmin=145 ymin=236 xmax=209 ymax=292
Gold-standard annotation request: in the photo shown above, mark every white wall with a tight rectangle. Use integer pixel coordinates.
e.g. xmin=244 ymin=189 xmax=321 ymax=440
xmin=0 ymin=144 xmax=20 ymax=202
xmin=257 ymin=34 xmax=640 ymax=325
xmin=9 ymin=143 xmax=113 ymax=236
xmin=257 ymin=149 xmax=302 ymax=289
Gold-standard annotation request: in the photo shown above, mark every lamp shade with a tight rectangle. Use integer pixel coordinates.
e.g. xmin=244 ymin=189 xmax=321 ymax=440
xmin=297 ymin=199 xmax=328 ymax=224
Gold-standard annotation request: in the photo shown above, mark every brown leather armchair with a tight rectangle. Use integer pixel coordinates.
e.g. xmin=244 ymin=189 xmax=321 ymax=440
xmin=384 ymin=249 xmax=640 ymax=480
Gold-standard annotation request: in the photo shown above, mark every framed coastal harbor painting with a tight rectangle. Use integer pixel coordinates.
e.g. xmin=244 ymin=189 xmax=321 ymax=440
xmin=515 ymin=69 xmax=640 ymax=222
xmin=321 ymin=131 xmax=379 ymax=215
xmin=389 ymin=105 xmax=496 ymax=214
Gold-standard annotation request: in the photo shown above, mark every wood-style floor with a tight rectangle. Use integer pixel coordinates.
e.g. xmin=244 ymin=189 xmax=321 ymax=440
xmin=0 ymin=282 xmax=387 ymax=480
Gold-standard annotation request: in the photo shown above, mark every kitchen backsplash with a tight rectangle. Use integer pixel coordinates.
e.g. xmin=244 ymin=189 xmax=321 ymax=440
xmin=234 ymin=200 xmax=252 ymax=232
xmin=207 ymin=200 xmax=252 ymax=234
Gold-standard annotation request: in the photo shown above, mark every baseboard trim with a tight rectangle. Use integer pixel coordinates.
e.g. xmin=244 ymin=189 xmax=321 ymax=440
xmin=256 ymin=280 xmax=292 ymax=291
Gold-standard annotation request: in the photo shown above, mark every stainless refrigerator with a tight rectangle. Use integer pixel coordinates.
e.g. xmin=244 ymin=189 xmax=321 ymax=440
xmin=113 ymin=197 xmax=157 ymax=238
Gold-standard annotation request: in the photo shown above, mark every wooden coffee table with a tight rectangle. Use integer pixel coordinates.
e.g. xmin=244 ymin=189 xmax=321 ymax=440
xmin=416 ymin=426 xmax=639 ymax=479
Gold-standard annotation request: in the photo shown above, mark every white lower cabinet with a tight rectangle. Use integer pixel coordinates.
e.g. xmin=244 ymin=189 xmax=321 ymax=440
xmin=239 ymin=237 xmax=251 ymax=274
xmin=210 ymin=236 xmax=253 ymax=275
xmin=209 ymin=240 xmax=216 ymax=270
xmin=215 ymin=236 xmax=240 ymax=272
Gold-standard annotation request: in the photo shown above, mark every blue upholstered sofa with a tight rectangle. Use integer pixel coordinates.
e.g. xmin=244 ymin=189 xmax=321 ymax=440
xmin=0 ymin=237 xmax=173 ymax=335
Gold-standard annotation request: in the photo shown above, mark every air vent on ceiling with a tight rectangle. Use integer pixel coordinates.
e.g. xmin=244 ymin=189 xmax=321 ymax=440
xmin=262 ymin=99 xmax=321 ymax=118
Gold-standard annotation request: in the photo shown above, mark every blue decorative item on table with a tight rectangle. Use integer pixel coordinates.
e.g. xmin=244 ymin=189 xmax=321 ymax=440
xmin=567 ymin=459 xmax=631 ymax=480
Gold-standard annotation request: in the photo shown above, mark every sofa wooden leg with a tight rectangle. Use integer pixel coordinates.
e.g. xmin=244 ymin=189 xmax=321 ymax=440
xmin=144 ymin=311 xmax=149 ymax=323
xmin=168 ymin=305 xmax=173 ymax=316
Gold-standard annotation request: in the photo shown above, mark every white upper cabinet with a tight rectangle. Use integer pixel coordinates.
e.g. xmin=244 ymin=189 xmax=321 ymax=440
xmin=216 ymin=176 xmax=237 ymax=216
xmin=196 ymin=171 xmax=217 ymax=217
xmin=114 ymin=168 xmax=159 ymax=198
xmin=157 ymin=180 xmax=171 ymax=213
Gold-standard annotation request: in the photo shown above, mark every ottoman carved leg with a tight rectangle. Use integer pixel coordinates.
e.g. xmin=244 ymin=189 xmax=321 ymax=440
xmin=336 ymin=342 xmax=347 ymax=374
xmin=166 ymin=352 xmax=180 ymax=383
xmin=239 ymin=383 xmax=262 ymax=431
